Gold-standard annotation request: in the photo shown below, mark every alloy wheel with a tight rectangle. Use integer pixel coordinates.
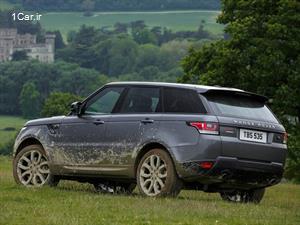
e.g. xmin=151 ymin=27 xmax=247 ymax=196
xmin=16 ymin=150 xmax=50 ymax=186
xmin=139 ymin=154 xmax=167 ymax=196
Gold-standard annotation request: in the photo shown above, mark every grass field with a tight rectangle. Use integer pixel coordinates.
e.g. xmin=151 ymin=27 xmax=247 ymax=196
xmin=0 ymin=116 xmax=26 ymax=147
xmin=0 ymin=156 xmax=299 ymax=225
xmin=0 ymin=0 xmax=224 ymax=38
xmin=40 ymin=10 xmax=224 ymax=38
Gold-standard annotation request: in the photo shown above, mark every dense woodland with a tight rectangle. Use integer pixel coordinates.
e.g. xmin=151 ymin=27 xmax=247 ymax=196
xmin=7 ymin=0 xmax=220 ymax=11
xmin=0 ymin=9 xmax=214 ymax=118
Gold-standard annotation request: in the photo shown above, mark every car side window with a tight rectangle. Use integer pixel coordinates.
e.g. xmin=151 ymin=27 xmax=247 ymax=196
xmin=119 ymin=87 xmax=160 ymax=113
xmin=84 ymin=87 xmax=124 ymax=114
xmin=163 ymin=88 xmax=207 ymax=113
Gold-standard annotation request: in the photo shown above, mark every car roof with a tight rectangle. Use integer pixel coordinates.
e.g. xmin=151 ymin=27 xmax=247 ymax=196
xmin=107 ymin=81 xmax=244 ymax=93
xmin=107 ymin=81 xmax=268 ymax=102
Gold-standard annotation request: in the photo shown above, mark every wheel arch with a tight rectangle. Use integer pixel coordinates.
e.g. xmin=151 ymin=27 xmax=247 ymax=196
xmin=15 ymin=137 xmax=44 ymax=157
xmin=134 ymin=142 xmax=178 ymax=178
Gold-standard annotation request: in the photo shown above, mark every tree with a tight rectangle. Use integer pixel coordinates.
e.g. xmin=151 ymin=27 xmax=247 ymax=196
xmin=67 ymin=30 xmax=77 ymax=43
xmin=195 ymin=20 xmax=210 ymax=39
xmin=160 ymin=40 xmax=191 ymax=71
xmin=19 ymin=82 xmax=41 ymax=119
xmin=74 ymin=25 xmax=97 ymax=47
xmin=132 ymin=28 xmax=158 ymax=45
xmin=114 ymin=22 xmax=128 ymax=34
xmin=0 ymin=60 xmax=109 ymax=116
xmin=56 ymin=67 xmax=102 ymax=96
xmin=93 ymin=35 xmax=139 ymax=76
xmin=180 ymin=0 xmax=300 ymax=181
xmin=130 ymin=20 xmax=146 ymax=30
xmin=81 ymin=0 xmax=95 ymax=17
xmin=52 ymin=30 xmax=66 ymax=49
xmin=12 ymin=50 xmax=28 ymax=61
xmin=42 ymin=92 xmax=82 ymax=117
xmin=136 ymin=44 xmax=161 ymax=70
xmin=139 ymin=66 xmax=160 ymax=80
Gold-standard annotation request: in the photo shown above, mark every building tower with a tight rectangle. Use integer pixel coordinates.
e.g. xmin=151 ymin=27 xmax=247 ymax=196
xmin=45 ymin=34 xmax=56 ymax=53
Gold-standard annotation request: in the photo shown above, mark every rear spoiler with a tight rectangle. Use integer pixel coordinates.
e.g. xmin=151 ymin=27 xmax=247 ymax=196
xmin=201 ymin=89 xmax=269 ymax=103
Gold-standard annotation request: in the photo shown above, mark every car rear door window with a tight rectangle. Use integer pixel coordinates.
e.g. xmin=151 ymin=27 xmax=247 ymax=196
xmin=120 ymin=87 xmax=160 ymax=113
xmin=163 ymin=88 xmax=206 ymax=113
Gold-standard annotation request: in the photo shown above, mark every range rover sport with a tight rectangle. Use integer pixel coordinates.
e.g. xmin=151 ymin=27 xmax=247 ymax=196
xmin=13 ymin=82 xmax=287 ymax=203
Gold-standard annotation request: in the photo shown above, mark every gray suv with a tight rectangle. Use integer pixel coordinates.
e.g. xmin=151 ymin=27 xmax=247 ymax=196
xmin=13 ymin=82 xmax=287 ymax=203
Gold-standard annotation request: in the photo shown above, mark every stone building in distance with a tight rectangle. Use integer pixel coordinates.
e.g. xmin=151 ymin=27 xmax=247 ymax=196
xmin=0 ymin=28 xmax=55 ymax=63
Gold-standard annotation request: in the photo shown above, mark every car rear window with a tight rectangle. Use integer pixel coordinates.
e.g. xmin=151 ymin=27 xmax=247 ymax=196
xmin=204 ymin=92 xmax=278 ymax=123
xmin=120 ymin=87 xmax=160 ymax=113
xmin=164 ymin=88 xmax=206 ymax=113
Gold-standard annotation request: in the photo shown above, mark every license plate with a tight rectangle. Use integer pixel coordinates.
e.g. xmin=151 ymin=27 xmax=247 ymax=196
xmin=239 ymin=129 xmax=267 ymax=143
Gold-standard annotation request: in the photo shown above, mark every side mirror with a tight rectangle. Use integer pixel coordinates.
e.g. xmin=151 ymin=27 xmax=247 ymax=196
xmin=70 ymin=101 xmax=82 ymax=116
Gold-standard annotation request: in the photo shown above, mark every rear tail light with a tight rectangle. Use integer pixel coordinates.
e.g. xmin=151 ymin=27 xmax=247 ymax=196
xmin=188 ymin=122 xmax=219 ymax=135
xmin=283 ymin=132 xmax=288 ymax=144
xmin=199 ymin=161 xmax=214 ymax=169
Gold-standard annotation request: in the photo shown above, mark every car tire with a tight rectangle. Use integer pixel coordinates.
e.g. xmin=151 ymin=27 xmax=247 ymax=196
xmin=13 ymin=144 xmax=59 ymax=187
xmin=137 ymin=148 xmax=182 ymax=197
xmin=220 ymin=188 xmax=265 ymax=203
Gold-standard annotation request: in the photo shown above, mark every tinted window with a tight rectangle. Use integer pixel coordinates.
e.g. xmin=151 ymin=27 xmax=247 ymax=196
xmin=85 ymin=87 xmax=124 ymax=114
xmin=164 ymin=88 xmax=206 ymax=113
xmin=120 ymin=87 xmax=160 ymax=113
xmin=205 ymin=92 xmax=278 ymax=123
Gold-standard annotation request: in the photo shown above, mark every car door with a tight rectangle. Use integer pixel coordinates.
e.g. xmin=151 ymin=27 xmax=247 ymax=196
xmin=104 ymin=86 xmax=162 ymax=176
xmin=52 ymin=86 xmax=125 ymax=174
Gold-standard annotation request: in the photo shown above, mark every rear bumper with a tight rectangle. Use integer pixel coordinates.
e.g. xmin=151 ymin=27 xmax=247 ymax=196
xmin=209 ymin=156 xmax=283 ymax=175
xmin=178 ymin=156 xmax=284 ymax=189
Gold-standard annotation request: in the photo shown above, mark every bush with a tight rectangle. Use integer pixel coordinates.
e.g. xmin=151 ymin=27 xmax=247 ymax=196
xmin=285 ymin=128 xmax=300 ymax=183
xmin=19 ymin=82 xmax=41 ymax=119
xmin=42 ymin=92 xmax=82 ymax=117
xmin=3 ymin=127 xmax=16 ymax=131
xmin=0 ymin=138 xmax=15 ymax=156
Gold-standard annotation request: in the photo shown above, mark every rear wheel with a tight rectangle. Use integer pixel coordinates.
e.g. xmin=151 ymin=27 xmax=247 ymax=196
xmin=220 ymin=188 xmax=265 ymax=203
xmin=137 ymin=148 xmax=182 ymax=197
xmin=13 ymin=145 xmax=59 ymax=187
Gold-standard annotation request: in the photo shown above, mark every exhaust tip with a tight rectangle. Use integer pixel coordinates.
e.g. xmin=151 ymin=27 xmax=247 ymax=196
xmin=268 ymin=178 xmax=279 ymax=185
xmin=220 ymin=170 xmax=233 ymax=180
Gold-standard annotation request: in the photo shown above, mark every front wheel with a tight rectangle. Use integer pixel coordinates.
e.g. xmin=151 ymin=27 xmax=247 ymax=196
xmin=13 ymin=145 xmax=59 ymax=187
xmin=220 ymin=188 xmax=265 ymax=203
xmin=137 ymin=148 xmax=182 ymax=197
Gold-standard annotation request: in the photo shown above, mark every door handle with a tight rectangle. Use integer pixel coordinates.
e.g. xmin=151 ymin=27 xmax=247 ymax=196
xmin=141 ymin=119 xmax=154 ymax=124
xmin=93 ymin=120 xmax=105 ymax=125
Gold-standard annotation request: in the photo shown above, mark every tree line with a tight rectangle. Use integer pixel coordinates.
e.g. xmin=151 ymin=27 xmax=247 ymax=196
xmin=0 ymin=9 xmax=214 ymax=119
xmin=57 ymin=21 xmax=212 ymax=77
xmin=0 ymin=61 xmax=106 ymax=117
xmin=9 ymin=0 xmax=220 ymax=11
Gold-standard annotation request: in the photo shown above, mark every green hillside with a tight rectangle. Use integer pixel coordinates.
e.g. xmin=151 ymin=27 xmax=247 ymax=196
xmin=40 ymin=10 xmax=224 ymax=38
